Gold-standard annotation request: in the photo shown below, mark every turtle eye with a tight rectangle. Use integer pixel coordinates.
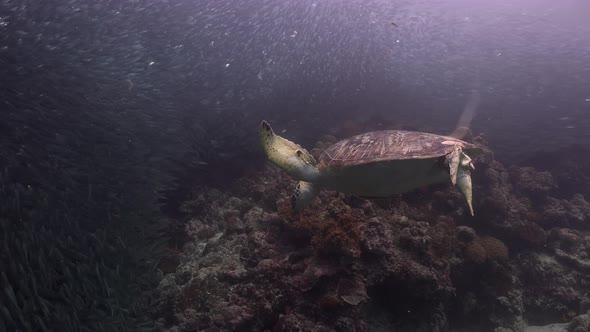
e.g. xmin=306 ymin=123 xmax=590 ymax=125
xmin=296 ymin=150 xmax=303 ymax=158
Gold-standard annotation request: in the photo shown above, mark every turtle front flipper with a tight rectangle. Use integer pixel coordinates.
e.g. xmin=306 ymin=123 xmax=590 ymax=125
xmin=447 ymin=145 xmax=462 ymax=185
xmin=456 ymin=152 xmax=475 ymax=216
xmin=291 ymin=181 xmax=319 ymax=211
xmin=447 ymin=146 xmax=475 ymax=216
xmin=457 ymin=164 xmax=474 ymax=216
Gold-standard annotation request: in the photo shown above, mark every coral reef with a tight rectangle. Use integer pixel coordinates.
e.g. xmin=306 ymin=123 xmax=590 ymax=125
xmin=153 ymin=166 xmax=460 ymax=331
xmin=153 ymin=138 xmax=590 ymax=332
xmin=521 ymin=145 xmax=590 ymax=199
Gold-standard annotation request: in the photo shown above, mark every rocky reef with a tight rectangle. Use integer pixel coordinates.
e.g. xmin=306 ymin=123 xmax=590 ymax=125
xmin=152 ymin=139 xmax=590 ymax=332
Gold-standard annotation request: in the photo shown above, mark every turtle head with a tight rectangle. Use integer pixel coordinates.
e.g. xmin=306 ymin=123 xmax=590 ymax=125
xmin=259 ymin=121 xmax=320 ymax=182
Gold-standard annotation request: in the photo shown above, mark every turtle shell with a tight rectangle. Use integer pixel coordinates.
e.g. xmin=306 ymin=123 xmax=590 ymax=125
xmin=318 ymin=130 xmax=481 ymax=169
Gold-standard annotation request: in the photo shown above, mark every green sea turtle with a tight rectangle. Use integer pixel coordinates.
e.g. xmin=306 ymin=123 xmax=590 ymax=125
xmin=259 ymin=117 xmax=483 ymax=216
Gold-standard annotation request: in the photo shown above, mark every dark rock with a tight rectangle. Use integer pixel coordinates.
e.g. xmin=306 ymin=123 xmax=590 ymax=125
xmin=510 ymin=166 xmax=557 ymax=199
xmin=457 ymin=226 xmax=477 ymax=242
xmin=567 ymin=313 xmax=590 ymax=332
xmin=337 ymin=277 xmax=367 ymax=306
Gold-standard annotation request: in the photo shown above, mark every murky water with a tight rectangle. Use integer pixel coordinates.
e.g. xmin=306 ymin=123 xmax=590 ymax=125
xmin=1 ymin=0 xmax=589 ymax=331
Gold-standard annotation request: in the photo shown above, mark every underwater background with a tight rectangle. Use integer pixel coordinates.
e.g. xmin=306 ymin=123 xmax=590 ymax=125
xmin=1 ymin=0 xmax=590 ymax=331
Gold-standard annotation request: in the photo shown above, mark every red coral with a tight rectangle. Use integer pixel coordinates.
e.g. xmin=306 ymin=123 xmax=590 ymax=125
xmin=277 ymin=194 xmax=364 ymax=258
xmin=428 ymin=218 xmax=457 ymax=261
xmin=465 ymin=241 xmax=487 ymax=264
xmin=515 ymin=222 xmax=547 ymax=247
xmin=464 ymin=236 xmax=509 ymax=264
xmin=479 ymin=236 xmax=509 ymax=261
